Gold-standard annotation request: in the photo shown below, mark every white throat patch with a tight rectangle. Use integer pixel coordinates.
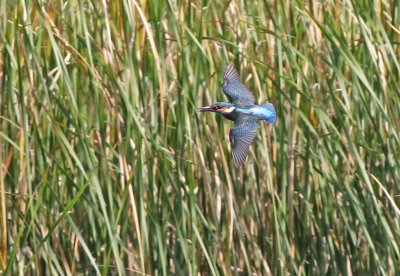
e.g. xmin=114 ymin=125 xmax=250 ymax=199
xmin=225 ymin=106 xmax=236 ymax=113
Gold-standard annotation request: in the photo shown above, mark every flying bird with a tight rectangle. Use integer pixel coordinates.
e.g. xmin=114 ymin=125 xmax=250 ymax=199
xmin=198 ymin=65 xmax=276 ymax=167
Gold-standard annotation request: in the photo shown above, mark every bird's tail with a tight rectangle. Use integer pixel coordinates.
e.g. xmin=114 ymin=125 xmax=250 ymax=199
xmin=263 ymin=103 xmax=276 ymax=124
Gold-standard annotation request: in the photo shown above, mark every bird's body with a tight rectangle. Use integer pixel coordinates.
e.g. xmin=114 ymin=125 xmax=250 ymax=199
xmin=198 ymin=65 xmax=276 ymax=167
xmin=236 ymin=104 xmax=276 ymax=123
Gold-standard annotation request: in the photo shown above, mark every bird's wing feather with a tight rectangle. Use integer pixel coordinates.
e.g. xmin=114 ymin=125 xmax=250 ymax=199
xmin=222 ymin=65 xmax=255 ymax=107
xmin=229 ymin=115 xmax=258 ymax=167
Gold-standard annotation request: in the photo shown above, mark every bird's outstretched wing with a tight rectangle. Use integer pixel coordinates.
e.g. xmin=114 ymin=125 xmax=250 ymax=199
xmin=229 ymin=115 xmax=258 ymax=167
xmin=222 ymin=65 xmax=255 ymax=107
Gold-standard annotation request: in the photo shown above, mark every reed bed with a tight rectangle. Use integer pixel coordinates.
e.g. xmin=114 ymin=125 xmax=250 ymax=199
xmin=1 ymin=0 xmax=400 ymax=274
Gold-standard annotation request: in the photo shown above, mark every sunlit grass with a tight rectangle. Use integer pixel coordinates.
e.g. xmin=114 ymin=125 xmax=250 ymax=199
xmin=1 ymin=0 xmax=400 ymax=274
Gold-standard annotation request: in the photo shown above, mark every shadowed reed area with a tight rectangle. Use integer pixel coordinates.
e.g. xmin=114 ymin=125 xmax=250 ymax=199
xmin=1 ymin=0 xmax=400 ymax=275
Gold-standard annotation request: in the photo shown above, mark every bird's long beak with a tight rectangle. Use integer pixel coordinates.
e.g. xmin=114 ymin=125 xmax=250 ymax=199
xmin=197 ymin=106 xmax=214 ymax=112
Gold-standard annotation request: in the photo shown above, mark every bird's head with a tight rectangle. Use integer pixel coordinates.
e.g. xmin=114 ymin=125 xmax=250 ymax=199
xmin=197 ymin=102 xmax=237 ymax=121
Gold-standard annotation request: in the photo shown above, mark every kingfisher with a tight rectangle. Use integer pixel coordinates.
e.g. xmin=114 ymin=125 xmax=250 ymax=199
xmin=198 ymin=65 xmax=276 ymax=167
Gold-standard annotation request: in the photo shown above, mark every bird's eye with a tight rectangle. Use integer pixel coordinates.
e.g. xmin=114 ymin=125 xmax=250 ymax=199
xmin=212 ymin=105 xmax=221 ymax=110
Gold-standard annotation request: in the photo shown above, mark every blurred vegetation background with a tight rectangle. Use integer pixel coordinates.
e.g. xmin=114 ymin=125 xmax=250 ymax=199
xmin=1 ymin=0 xmax=400 ymax=275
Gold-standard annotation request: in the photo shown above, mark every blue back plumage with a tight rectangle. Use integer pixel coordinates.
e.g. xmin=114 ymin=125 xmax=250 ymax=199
xmin=238 ymin=103 xmax=276 ymax=124
xmin=263 ymin=103 xmax=276 ymax=124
